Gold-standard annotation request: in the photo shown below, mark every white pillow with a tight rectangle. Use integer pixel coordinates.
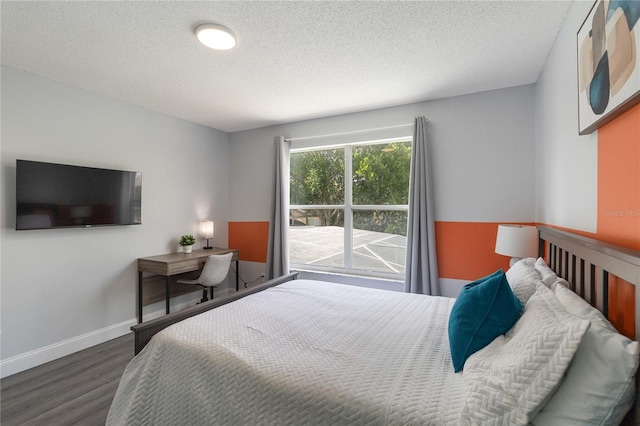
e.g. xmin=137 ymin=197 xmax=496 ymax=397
xmin=516 ymin=257 xmax=537 ymax=268
xmin=534 ymin=257 xmax=558 ymax=287
xmin=532 ymin=284 xmax=640 ymax=425
xmin=506 ymin=258 xmax=541 ymax=306
xmin=550 ymin=277 xmax=569 ymax=291
xmin=461 ymin=284 xmax=589 ymax=425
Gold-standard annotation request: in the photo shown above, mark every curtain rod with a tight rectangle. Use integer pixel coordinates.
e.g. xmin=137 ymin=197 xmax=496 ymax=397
xmin=284 ymin=123 xmax=414 ymax=143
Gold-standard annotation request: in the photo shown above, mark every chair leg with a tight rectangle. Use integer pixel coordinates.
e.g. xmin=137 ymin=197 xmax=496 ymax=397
xmin=201 ymin=288 xmax=208 ymax=303
xmin=209 ymin=287 xmax=214 ymax=300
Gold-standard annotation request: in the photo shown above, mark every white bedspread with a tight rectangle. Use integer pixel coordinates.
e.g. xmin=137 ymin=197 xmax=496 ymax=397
xmin=107 ymin=280 xmax=465 ymax=425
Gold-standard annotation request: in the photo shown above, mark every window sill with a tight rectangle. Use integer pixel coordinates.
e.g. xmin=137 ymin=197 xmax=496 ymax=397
xmin=291 ymin=269 xmax=404 ymax=293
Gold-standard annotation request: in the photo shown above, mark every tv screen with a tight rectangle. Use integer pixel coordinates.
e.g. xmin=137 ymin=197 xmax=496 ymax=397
xmin=16 ymin=160 xmax=142 ymax=230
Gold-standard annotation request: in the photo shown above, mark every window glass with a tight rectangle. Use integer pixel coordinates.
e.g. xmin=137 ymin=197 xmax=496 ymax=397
xmin=352 ymin=142 xmax=411 ymax=205
xmin=352 ymin=209 xmax=407 ymax=275
xmin=290 ymin=208 xmax=344 ymax=268
xmin=290 ymin=148 xmax=344 ymax=206
xmin=289 ymin=140 xmax=411 ymax=279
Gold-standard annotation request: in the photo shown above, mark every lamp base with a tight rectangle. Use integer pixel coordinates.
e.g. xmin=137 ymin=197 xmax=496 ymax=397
xmin=203 ymin=237 xmax=213 ymax=249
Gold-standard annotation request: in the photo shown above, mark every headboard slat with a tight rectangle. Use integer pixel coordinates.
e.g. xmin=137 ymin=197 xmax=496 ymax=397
xmin=589 ymin=263 xmax=596 ymax=308
xmin=578 ymin=258 xmax=585 ymax=298
xmin=570 ymin=254 xmax=577 ymax=289
xmin=595 ymin=268 xmax=604 ymax=313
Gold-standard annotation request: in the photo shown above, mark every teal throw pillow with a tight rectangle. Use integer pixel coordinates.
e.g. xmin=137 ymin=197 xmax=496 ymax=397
xmin=448 ymin=269 xmax=522 ymax=372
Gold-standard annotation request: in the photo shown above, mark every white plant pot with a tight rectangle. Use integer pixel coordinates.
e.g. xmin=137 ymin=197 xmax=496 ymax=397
xmin=183 ymin=245 xmax=193 ymax=254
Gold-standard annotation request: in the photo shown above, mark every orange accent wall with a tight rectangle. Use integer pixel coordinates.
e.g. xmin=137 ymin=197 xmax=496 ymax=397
xmin=228 ymin=221 xmax=270 ymax=262
xmin=597 ymin=103 xmax=640 ymax=250
xmin=435 ymin=221 xmax=534 ymax=280
xmin=597 ymin=104 xmax=640 ymax=339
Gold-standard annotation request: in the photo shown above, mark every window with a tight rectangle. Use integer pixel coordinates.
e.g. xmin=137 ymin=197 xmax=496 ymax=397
xmin=289 ymin=140 xmax=411 ymax=279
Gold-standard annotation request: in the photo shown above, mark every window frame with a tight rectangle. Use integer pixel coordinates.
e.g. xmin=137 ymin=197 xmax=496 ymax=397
xmin=289 ymin=138 xmax=412 ymax=280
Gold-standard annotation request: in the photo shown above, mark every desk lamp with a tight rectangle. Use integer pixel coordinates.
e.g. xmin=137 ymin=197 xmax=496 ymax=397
xmin=200 ymin=220 xmax=214 ymax=250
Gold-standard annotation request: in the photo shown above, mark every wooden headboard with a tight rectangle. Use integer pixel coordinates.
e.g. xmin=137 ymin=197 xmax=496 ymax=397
xmin=537 ymin=226 xmax=640 ymax=340
xmin=537 ymin=226 xmax=640 ymax=425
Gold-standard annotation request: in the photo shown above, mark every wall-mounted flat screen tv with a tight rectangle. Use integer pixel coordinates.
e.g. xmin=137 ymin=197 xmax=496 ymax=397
xmin=16 ymin=160 xmax=142 ymax=230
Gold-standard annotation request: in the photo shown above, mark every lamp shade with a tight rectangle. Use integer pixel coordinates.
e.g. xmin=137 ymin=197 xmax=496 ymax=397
xmin=495 ymin=225 xmax=538 ymax=259
xmin=200 ymin=220 xmax=214 ymax=239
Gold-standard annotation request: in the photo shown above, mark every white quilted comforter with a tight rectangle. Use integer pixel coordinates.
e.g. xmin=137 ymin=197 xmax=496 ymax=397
xmin=107 ymin=280 xmax=465 ymax=425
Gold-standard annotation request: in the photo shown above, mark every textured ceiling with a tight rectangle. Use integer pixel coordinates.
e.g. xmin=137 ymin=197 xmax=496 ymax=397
xmin=1 ymin=1 xmax=571 ymax=133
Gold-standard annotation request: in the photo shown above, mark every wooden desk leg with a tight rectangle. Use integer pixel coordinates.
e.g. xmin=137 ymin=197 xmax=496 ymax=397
xmin=138 ymin=271 xmax=143 ymax=323
xmin=165 ymin=276 xmax=170 ymax=314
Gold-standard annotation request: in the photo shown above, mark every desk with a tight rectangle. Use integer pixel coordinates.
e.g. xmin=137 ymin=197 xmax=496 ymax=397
xmin=137 ymin=248 xmax=239 ymax=323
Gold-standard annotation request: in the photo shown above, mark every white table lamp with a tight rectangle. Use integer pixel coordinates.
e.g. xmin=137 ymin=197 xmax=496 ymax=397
xmin=495 ymin=224 xmax=538 ymax=266
xmin=200 ymin=220 xmax=215 ymax=250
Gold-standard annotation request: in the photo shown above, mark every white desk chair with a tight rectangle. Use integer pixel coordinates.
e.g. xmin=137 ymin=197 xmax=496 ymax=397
xmin=177 ymin=253 xmax=233 ymax=302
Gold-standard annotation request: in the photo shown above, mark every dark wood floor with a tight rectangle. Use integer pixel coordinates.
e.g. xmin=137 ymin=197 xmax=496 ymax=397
xmin=1 ymin=333 xmax=134 ymax=426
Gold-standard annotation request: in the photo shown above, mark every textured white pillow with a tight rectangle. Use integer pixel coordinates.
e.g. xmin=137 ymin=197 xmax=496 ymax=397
xmin=461 ymin=284 xmax=590 ymax=425
xmin=506 ymin=258 xmax=541 ymax=306
xmin=550 ymin=277 xmax=569 ymax=291
xmin=534 ymin=257 xmax=558 ymax=287
xmin=532 ymin=284 xmax=640 ymax=425
xmin=517 ymin=257 xmax=537 ymax=268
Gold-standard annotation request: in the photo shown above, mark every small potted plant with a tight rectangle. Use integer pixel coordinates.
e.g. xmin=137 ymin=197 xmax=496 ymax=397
xmin=179 ymin=234 xmax=196 ymax=253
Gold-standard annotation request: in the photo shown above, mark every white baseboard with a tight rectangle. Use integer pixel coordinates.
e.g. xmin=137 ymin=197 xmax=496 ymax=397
xmin=0 ymin=319 xmax=135 ymax=379
xmin=0 ymin=297 xmax=203 ymax=379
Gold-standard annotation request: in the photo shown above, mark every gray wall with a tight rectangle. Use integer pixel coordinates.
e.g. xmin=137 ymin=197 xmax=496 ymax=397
xmin=534 ymin=0 xmax=598 ymax=232
xmin=230 ymin=85 xmax=536 ymax=222
xmin=0 ymin=66 xmax=230 ymax=376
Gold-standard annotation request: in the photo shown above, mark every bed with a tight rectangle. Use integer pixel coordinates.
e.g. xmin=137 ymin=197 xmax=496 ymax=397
xmin=108 ymin=227 xmax=640 ymax=425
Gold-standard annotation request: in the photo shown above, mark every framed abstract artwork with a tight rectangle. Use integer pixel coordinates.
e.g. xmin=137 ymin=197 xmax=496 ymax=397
xmin=577 ymin=0 xmax=640 ymax=135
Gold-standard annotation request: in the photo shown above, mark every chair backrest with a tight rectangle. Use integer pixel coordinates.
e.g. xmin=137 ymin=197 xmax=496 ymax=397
xmin=198 ymin=253 xmax=234 ymax=287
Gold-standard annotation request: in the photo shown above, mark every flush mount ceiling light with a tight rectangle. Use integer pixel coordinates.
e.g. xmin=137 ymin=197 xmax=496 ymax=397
xmin=195 ymin=23 xmax=236 ymax=51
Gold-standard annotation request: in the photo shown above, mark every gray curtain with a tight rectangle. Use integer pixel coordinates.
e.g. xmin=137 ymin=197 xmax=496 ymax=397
xmin=266 ymin=136 xmax=290 ymax=280
xmin=404 ymin=116 xmax=440 ymax=295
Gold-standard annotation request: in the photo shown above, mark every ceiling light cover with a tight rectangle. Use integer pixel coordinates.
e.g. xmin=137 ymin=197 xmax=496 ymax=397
xmin=196 ymin=24 xmax=236 ymax=50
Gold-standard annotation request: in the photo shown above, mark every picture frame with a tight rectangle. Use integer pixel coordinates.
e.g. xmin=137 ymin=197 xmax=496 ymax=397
xmin=577 ymin=0 xmax=640 ymax=135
